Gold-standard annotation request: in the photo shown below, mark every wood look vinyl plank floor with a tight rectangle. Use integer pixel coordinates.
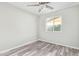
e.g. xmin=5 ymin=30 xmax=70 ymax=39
xmin=0 ymin=41 xmax=79 ymax=56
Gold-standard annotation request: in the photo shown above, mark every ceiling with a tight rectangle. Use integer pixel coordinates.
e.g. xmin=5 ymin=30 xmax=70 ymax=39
xmin=9 ymin=2 xmax=79 ymax=15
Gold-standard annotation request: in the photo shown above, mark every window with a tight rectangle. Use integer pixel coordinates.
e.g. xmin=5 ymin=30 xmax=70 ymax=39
xmin=46 ymin=16 xmax=62 ymax=32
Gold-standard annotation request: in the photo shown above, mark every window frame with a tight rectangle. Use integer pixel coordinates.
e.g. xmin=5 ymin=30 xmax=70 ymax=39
xmin=45 ymin=16 xmax=62 ymax=32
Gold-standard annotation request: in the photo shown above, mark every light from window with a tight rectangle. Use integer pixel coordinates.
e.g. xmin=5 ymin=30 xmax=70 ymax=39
xmin=46 ymin=16 xmax=62 ymax=32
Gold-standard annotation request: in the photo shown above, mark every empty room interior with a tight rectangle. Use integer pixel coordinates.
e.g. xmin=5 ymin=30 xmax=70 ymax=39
xmin=0 ymin=2 xmax=79 ymax=56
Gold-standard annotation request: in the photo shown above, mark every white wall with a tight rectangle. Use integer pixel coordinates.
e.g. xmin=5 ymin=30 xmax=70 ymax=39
xmin=39 ymin=5 xmax=79 ymax=48
xmin=0 ymin=3 xmax=37 ymax=51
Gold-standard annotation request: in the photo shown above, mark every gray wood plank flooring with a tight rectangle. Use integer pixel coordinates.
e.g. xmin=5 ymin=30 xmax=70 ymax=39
xmin=0 ymin=41 xmax=79 ymax=56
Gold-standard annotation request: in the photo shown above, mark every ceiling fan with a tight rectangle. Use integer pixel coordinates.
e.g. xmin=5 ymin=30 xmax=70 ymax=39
xmin=27 ymin=2 xmax=53 ymax=12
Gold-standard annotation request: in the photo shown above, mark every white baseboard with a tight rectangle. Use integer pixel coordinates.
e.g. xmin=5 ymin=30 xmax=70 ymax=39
xmin=38 ymin=38 xmax=79 ymax=50
xmin=0 ymin=37 xmax=38 ymax=53
xmin=1 ymin=38 xmax=79 ymax=54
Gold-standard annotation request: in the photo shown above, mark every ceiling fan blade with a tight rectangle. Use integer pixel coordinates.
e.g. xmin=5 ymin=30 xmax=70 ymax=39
xmin=39 ymin=2 xmax=50 ymax=5
xmin=27 ymin=4 xmax=40 ymax=6
xmin=46 ymin=5 xmax=53 ymax=9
